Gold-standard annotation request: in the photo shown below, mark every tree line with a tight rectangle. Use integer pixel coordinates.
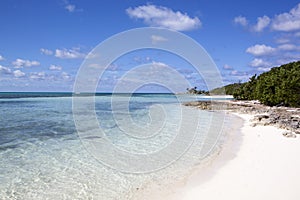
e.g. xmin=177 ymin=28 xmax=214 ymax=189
xmin=210 ymin=61 xmax=300 ymax=107
xmin=186 ymin=87 xmax=209 ymax=95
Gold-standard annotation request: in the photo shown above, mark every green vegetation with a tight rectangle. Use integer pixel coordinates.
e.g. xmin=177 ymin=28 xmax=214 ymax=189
xmin=186 ymin=87 xmax=209 ymax=95
xmin=211 ymin=61 xmax=300 ymax=107
xmin=210 ymin=83 xmax=243 ymax=95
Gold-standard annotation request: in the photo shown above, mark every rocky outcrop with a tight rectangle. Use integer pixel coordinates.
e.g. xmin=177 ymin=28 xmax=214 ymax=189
xmin=282 ymin=131 xmax=297 ymax=138
xmin=184 ymin=100 xmax=300 ymax=134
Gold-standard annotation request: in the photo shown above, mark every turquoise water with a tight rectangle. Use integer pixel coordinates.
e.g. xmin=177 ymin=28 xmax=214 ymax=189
xmin=0 ymin=93 xmax=236 ymax=199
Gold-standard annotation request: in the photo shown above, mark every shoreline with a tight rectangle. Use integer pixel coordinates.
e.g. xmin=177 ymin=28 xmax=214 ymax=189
xmin=131 ymin=106 xmax=244 ymax=200
xmin=164 ymin=112 xmax=245 ymax=200
xmin=156 ymin=101 xmax=300 ymax=199
xmin=184 ymin=100 xmax=300 ymax=134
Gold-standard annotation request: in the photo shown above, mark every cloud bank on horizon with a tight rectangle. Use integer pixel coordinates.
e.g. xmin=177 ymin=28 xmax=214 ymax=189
xmin=0 ymin=1 xmax=300 ymax=91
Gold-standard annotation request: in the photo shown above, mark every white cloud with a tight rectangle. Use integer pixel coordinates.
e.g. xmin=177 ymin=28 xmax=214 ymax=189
xmin=55 ymin=48 xmax=86 ymax=59
xmin=235 ymin=3 xmax=300 ymax=33
xmin=63 ymin=0 xmax=81 ymax=13
xmin=253 ymin=15 xmax=270 ymax=32
xmin=272 ymin=3 xmax=300 ymax=31
xmin=133 ymin=56 xmax=152 ymax=64
xmin=277 ymin=44 xmax=299 ymax=51
xmin=126 ymin=4 xmax=201 ymax=31
xmin=115 ymin=61 xmax=187 ymax=92
xmin=275 ymin=37 xmax=290 ymax=44
xmin=246 ymin=44 xmax=276 ymax=56
xmin=257 ymin=67 xmax=271 ymax=72
xmin=29 ymin=72 xmax=46 ymax=80
xmin=250 ymin=58 xmax=271 ymax=67
xmin=40 ymin=48 xmax=53 ymax=55
xmin=0 ymin=55 xmax=5 ymax=61
xmin=13 ymin=70 xmax=25 ymax=78
xmin=61 ymin=72 xmax=71 ymax=80
xmin=12 ymin=58 xmax=40 ymax=68
xmin=230 ymin=70 xmax=238 ymax=75
xmin=276 ymin=52 xmax=300 ymax=65
xmin=65 ymin=4 xmax=75 ymax=12
xmin=0 ymin=65 xmax=11 ymax=74
xmin=228 ymin=70 xmax=251 ymax=82
xmin=49 ymin=64 xmax=62 ymax=71
xmin=276 ymin=57 xmax=298 ymax=65
xmin=223 ymin=64 xmax=233 ymax=70
xmin=151 ymin=35 xmax=168 ymax=44
xmin=234 ymin=16 xmax=248 ymax=26
xmin=229 ymin=70 xmax=249 ymax=77
xmin=151 ymin=61 xmax=168 ymax=67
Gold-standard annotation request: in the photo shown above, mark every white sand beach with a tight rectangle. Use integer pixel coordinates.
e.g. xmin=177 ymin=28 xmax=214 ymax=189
xmin=164 ymin=113 xmax=300 ymax=200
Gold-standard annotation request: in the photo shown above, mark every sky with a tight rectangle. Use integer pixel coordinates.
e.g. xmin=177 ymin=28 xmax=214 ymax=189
xmin=0 ymin=0 xmax=300 ymax=92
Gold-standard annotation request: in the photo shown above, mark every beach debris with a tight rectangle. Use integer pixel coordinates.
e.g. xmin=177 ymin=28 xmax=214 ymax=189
xmin=184 ymin=100 xmax=300 ymax=134
xmin=254 ymin=114 xmax=269 ymax=121
xmin=282 ymin=131 xmax=297 ymax=138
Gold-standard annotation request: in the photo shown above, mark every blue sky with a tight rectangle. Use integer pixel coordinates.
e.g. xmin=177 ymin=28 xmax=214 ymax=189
xmin=0 ymin=0 xmax=300 ymax=92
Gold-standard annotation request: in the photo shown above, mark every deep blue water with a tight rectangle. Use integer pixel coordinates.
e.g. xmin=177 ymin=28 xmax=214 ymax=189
xmin=0 ymin=92 xmax=176 ymax=99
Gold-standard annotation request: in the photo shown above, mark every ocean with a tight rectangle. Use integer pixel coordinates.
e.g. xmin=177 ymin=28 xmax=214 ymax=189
xmin=0 ymin=92 xmax=238 ymax=199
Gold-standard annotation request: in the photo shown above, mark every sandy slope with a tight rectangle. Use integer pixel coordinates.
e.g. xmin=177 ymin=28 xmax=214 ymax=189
xmin=165 ymin=114 xmax=300 ymax=200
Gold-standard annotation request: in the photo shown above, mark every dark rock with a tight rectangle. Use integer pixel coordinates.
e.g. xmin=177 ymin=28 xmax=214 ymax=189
xmin=184 ymin=100 xmax=300 ymax=134
xmin=254 ymin=114 xmax=270 ymax=121
xmin=282 ymin=131 xmax=297 ymax=138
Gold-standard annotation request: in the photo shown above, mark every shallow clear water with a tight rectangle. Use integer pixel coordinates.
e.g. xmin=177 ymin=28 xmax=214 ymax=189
xmin=0 ymin=93 xmax=237 ymax=199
